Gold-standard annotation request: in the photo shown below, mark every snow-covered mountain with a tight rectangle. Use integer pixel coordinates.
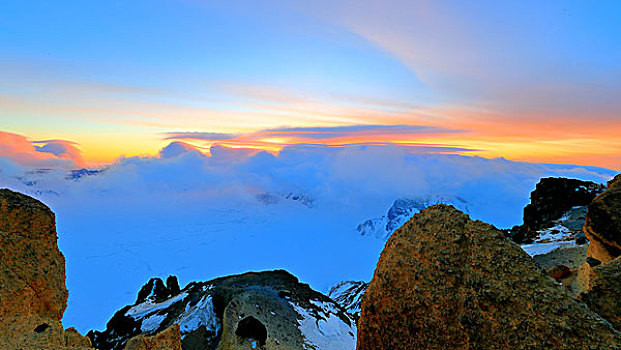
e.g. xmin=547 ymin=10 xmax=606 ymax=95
xmin=357 ymin=197 xmax=470 ymax=240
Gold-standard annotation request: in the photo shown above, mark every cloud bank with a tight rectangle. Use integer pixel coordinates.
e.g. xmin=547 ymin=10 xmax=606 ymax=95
xmin=0 ymin=131 xmax=616 ymax=333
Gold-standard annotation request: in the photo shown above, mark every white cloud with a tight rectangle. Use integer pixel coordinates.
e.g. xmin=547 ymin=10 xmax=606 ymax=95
xmin=0 ymin=139 xmax=615 ymax=334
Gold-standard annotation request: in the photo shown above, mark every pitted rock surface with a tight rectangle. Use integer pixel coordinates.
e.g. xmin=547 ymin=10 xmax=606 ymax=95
xmin=585 ymin=174 xmax=621 ymax=263
xmin=124 ymin=324 xmax=182 ymax=350
xmin=357 ymin=204 xmax=621 ymax=350
xmin=579 ymin=256 xmax=621 ymax=331
xmin=0 ymin=188 xmax=92 ymax=349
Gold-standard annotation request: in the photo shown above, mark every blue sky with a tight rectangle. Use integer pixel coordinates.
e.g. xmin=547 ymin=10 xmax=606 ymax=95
xmin=1 ymin=0 xmax=620 ymax=167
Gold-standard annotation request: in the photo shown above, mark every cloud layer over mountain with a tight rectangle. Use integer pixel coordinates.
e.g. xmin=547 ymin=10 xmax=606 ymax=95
xmin=0 ymin=132 xmax=616 ymax=333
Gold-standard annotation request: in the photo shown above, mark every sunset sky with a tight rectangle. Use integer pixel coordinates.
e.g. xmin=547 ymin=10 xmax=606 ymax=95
xmin=1 ymin=0 xmax=620 ymax=169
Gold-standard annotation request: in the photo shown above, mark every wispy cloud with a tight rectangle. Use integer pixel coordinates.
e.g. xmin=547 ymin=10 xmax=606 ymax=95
xmin=295 ymin=0 xmax=621 ymax=119
xmin=162 ymin=132 xmax=241 ymax=141
xmin=32 ymin=139 xmax=86 ymax=167
xmin=162 ymin=124 xmax=471 ymax=155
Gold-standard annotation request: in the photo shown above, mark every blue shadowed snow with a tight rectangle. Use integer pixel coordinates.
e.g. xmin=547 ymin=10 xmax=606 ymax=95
xmin=0 ymin=145 xmax=615 ymax=332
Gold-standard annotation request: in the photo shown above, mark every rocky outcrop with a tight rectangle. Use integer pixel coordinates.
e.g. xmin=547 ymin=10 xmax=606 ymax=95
xmin=579 ymin=257 xmax=621 ymax=331
xmin=584 ymin=174 xmax=621 ymax=263
xmin=124 ymin=324 xmax=182 ymax=350
xmin=357 ymin=204 xmax=621 ymax=350
xmin=135 ymin=275 xmax=181 ymax=304
xmin=509 ymin=177 xmax=604 ymax=243
xmin=89 ymin=270 xmax=356 ymax=350
xmin=0 ymin=188 xmax=92 ymax=349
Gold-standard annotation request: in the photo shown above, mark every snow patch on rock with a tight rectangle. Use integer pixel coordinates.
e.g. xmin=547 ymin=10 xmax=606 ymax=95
xmin=290 ymin=300 xmax=356 ymax=350
xmin=176 ymin=295 xmax=219 ymax=335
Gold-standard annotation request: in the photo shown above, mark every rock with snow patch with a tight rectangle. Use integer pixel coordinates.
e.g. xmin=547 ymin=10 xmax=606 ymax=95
xmin=327 ymin=281 xmax=368 ymax=321
xmin=509 ymin=177 xmax=604 ymax=243
xmin=136 ymin=276 xmax=181 ymax=304
xmin=88 ymin=270 xmax=356 ymax=350
xmin=357 ymin=204 xmax=621 ymax=350
xmin=66 ymin=168 xmax=105 ymax=180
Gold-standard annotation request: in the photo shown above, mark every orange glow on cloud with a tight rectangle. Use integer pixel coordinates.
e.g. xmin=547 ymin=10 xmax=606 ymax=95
xmin=0 ymin=131 xmax=87 ymax=168
xmin=161 ymin=120 xmax=621 ymax=170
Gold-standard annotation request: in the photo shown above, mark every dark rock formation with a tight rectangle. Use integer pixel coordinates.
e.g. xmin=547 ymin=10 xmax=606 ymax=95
xmin=585 ymin=174 xmax=621 ymax=263
xmin=509 ymin=177 xmax=604 ymax=243
xmin=136 ymin=275 xmax=181 ymax=304
xmin=357 ymin=204 xmax=621 ymax=350
xmin=587 ymin=257 xmax=602 ymax=267
xmin=327 ymin=281 xmax=368 ymax=321
xmin=0 ymin=188 xmax=92 ymax=349
xmin=89 ymin=270 xmax=356 ymax=350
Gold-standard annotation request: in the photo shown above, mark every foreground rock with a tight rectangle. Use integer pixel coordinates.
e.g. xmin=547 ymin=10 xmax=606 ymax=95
xmin=585 ymin=174 xmax=621 ymax=263
xmin=579 ymin=257 xmax=621 ymax=331
xmin=89 ymin=270 xmax=356 ymax=350
xmin=124 ymin=324 xmax=182 ymax=350
xmin=357 ymin=204 xmax=621 ymax=350
xmin=509 ymin=177 xmax=604 ymax=243
xmin=0 ymin=189 xmax=92 ymax=349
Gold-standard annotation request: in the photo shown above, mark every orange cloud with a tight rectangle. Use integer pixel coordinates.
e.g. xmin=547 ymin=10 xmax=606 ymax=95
xmin=0 ymin=131 xmax=86 ymax=168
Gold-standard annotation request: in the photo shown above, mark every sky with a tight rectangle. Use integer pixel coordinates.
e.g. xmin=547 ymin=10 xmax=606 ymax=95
xmin=1 ymin=0 xmax=620 ymax=169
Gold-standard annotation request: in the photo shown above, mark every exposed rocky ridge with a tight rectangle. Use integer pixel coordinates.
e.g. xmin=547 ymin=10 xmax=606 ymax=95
xmin=327 ymin=281 xmax=368 ymax=321
xmin=0 ymin=188 xmax=92 ymax=349
xmin=357 ymin=197 xmax=469 ymax=239
xmin=509 ymin=177 xmax=605 ymax=243
xmin=519 ymin=205 xmax=590 ymax=258
xmin=357 ymin=204 xmax=621 ymax=350
xmin=585 ymin=174 xmax=621 ymax=263
xmin=136 ymin=275 xmax=181 ymax=304
xmin=89 ymin=270 xmax=356 ymax=350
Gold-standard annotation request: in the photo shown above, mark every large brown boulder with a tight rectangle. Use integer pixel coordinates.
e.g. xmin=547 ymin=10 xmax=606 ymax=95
xmin=0 ymin=188 xmax=92 ymax=349
xmin=585 ymin=174 xmax=621 ymax=263
xmin=124 ymin=324 xmax=182 ymax=350
xmin=579 ymin=256 xmax=621 ymax=331
xmin=357 ymin=204 xmax=621 ymax=350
